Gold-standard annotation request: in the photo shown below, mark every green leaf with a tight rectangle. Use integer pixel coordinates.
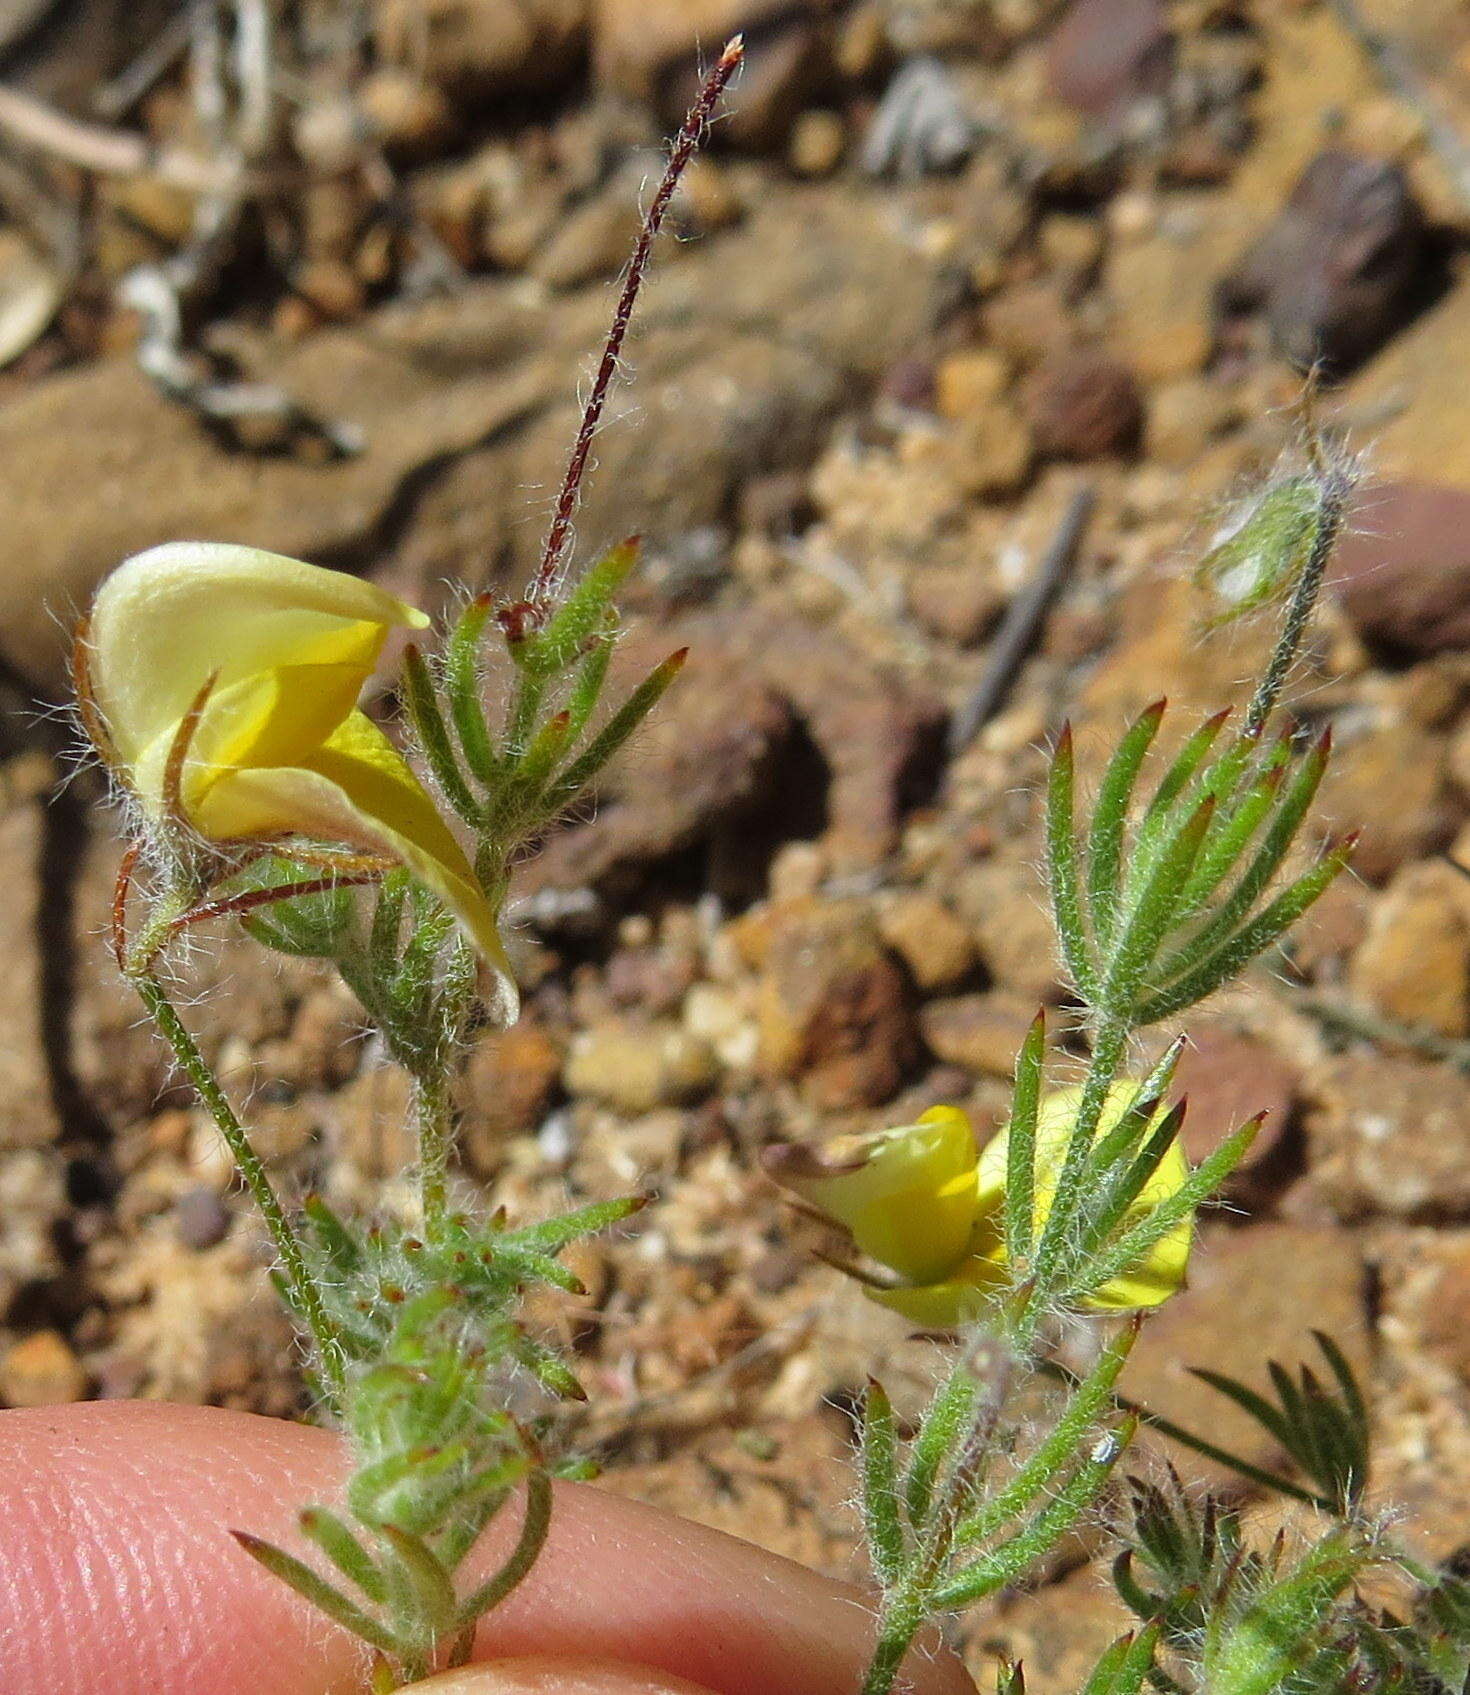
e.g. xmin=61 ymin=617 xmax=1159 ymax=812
xmin=906 ymin=1364 xmax=980 ymax=1531
xmin=300 ymin=1506 xmax=388 ymax=1604
xmin=1149 ymin=729 xmax=1331 ymax=988
xmin=445 ymin=595 xmax=500 ymax=785
xmin=1046 ymin=724 xmax=1100 ymax=1003
xmin=566 ymin=621 xmax=616 ymax=742
xmin=1100 ymin=793 xmax=1215 ymax=1016
xmin=934 ymin=1417 xmax=1136 ymax=1609
xmin=1080 ymin=1623 xmax=1161 ymax=1695
xmin=401 ymin=644 xmax=481 ymax=824
xmin=861 ymin=1380 xmax=907 ymax=1588
xmin=955 ymin=1320 xmax=1139 ymax=1552
xmin=1004 ymin=1012 xmax=1046 ymax=1265
xmin=1175 ymin=741 xmax=1290 ymax=918
xmin=548 ymin=649 xmax=687 ymax=805
xmin=369 ymin=872 xmax=410 ymax=981
xmin=454 ymin=1470 xmax=553 ymax=1630
xmin=1135 ymin=840 xmax=1352 ymax=1024
xmin=1080 ymin=1117 xmax=1262 ymax=1301
xmin=1088 ymin=701 xmax=1166 ymax=955
xmin=231 ymin=1531 xmax=398 ymax=1655
xmin=524 ymin=539 xmax=640 ymax=679
xmin=1133 ymin=708 xmax=1228 ymax=862
xmin=376 ymin=1524 xmax=458 ymax=1640
xmin=504 ymin=1194 xmax=648 ymax=1256
xmin=1074 ymin=1102 xmax=1187 ymax=1271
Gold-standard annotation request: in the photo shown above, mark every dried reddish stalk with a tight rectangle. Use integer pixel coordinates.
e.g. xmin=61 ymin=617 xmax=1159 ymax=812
xmin=527 ymin=34 xmax=744 ymax=617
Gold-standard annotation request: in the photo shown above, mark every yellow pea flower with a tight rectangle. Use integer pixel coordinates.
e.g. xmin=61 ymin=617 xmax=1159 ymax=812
xmin=83 ymin=542 xmax=515 ymax=1014
xmin=764 ymin=1084 xmax=1192 ymax=1327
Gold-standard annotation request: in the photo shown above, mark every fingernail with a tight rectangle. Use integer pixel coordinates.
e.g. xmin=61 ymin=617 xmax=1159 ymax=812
xmin=405 ymin=1655 xmax=721 ymax=1695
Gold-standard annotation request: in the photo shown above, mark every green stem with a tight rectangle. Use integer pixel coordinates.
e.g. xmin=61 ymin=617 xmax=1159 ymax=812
xmin=1241 ymin=471 xmax=1348 ymax=740
xmin=415 ymin=1068 xmax=454 ymax=1241
xmin=1025 ymin=1013 xmax=1129 ymax=1322
xmin=131 ymin=969 xmax=345 ymax=1401
xmin=861 ymin=1597 xmax=925 ymax=1695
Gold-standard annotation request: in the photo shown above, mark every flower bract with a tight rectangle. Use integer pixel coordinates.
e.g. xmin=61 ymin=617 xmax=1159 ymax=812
xmin=85 ymin=542 xmax=514 ymax=1007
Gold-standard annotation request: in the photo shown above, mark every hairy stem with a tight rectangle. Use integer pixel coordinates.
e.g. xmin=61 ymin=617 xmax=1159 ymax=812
xmin=131 ymin=968 xmax=344 ymax=1400
xmin=861 ymin=1597 xmax=926 ymax=1695
xmin=415 ymin=1067 xmax=454 ymax=1240
xmin=1241 ymin=470 xmax=1349 ymax=740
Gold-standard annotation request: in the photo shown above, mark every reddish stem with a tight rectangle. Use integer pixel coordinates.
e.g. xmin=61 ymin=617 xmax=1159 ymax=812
xmin=527 ymin=34 xmax=744 ymax=616
xmin=111 ymin=840 xmax=141 ymax=971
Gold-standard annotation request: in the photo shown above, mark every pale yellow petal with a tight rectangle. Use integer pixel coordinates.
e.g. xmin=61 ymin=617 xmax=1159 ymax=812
xmin=197 ymin=711 xmax=517 ymax=1020
xmin=776 ymin=1106 xmax=979 ymax=1285
xmin=131 ymin=662 xmax=377 ymax=817
xmin=866 ymin=1248 xmax=1009 ymax=1328
xmin=88 ymin=542 xmax=427 ymax=766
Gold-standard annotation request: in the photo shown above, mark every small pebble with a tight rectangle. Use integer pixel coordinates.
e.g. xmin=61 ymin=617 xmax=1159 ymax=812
xmin=176 ymin=1185 xmax=231 ymax=1252
xmin=1 ymin=1329 xmax=87 ymax=1408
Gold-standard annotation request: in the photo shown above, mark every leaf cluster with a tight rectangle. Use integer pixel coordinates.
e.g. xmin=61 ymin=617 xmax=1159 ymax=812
xmin=403 ymin=540 xmax=684 ymax=903
xmin=857 ymin=1327 xmax=1140 ymax=1694
xmin=1107 ymin=1340 xmax=1470 ymax=1695
xmin=1047 ymin=704 xmax=1349 ymax=1032
xmin=244 ymin=1191 xmax=641 ymax=1687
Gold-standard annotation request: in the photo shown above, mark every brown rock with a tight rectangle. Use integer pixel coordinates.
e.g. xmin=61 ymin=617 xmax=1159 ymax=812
xmin=907 ymin=561 xmax=1005 ymax=647
xmin=1306 ymin=1050 xmax=1470 ymax=1220
xmin=1314 ymin=715 xmax=1453 ymax=885
xmin=0 ymin=1149 xmax=65 ymax=1320
xmin=531 ymin=188 xmax=645 ymax=291
xmin=1284 ymin=874 xmax=1374 ymax=982
xmin=1144 ymin=375 xmax=1238 ymax=466
xmin=877 ymin=893 xmax=978 ymax=995
xmin=1045 ymin=0 xmax=1173 ymax=119
xmin=1348 ymin=861 xmax=1470 ymax=1039
xmin=757 ymin=899 xmax=919 ymax=1109
xmin=1219 ymin=151 xmax=1430 ymax=374
xmin=934 ymin=349 xmax=1011 ymax=421
xmin=356 ymin=69 xmax=456 ymax=156
xmin=1121 ymin=1222 xmax=1369 ymax=1488
xmin=593 ymin=0 xmax=834 ymax=150
xmin=526 ymin=662 xmax=797 ymax=905
xmin=374 ymin=0 xmax=587 ymax=99
xmin=942 ymin=400 xmax=1035 ymax=501
xmin=563 ymin=1019 xmax=718 ymax=1115
xmin=1025 ymin=351 xmax=1143 ymax=461
xmin=1333 ymin=482 xmax=1470 ymax=658
xmin=1107 ymin=208 xmax=1249 ymax=382
xmin=328 ymin=1061 xmax=416 ymax=1179
xmin=1 ymin=1329 xmax=87 ymax=1408
xmin=531 ymin=599 xmax=945 ymax=895
xmin=789 ymin=110 xmax=846 ymax=179
xmin=1170 ymin=1026 xmax=1299 ymax=1171
xmin=1377 ymin=1228 xmax=1470 ymax=1391
xmin=952 ymin=848 xmax=1067 ymax=1003
xmin=919 ymin=992 xmax=1041 ymax=1080
xmin=0 ymin=184 xmax=943 ymax=698
xmin=460 ymin=1021 xmax=563 ymax=1173
xmin=0 ymin=801 xmax=60 ymax=1150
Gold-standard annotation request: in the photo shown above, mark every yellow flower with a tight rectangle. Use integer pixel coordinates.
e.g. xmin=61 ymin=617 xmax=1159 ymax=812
xmin=84 ymin=542 xmax=515 ymax=1012
xmin=764 ymin=1085 xmax=1192 ymax=1327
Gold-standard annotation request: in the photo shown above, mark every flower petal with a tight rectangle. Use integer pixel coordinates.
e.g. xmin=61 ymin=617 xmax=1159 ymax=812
xmin=88 ymin=543 xmax=427 ymax=769
xmin=770 ymin=1106 xmax=980 ymax=1285
xmin=196 ymin=711 xmax=517 ymax=1020
xmin=866 ymin=1249 xmax=1008 ymax=1328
